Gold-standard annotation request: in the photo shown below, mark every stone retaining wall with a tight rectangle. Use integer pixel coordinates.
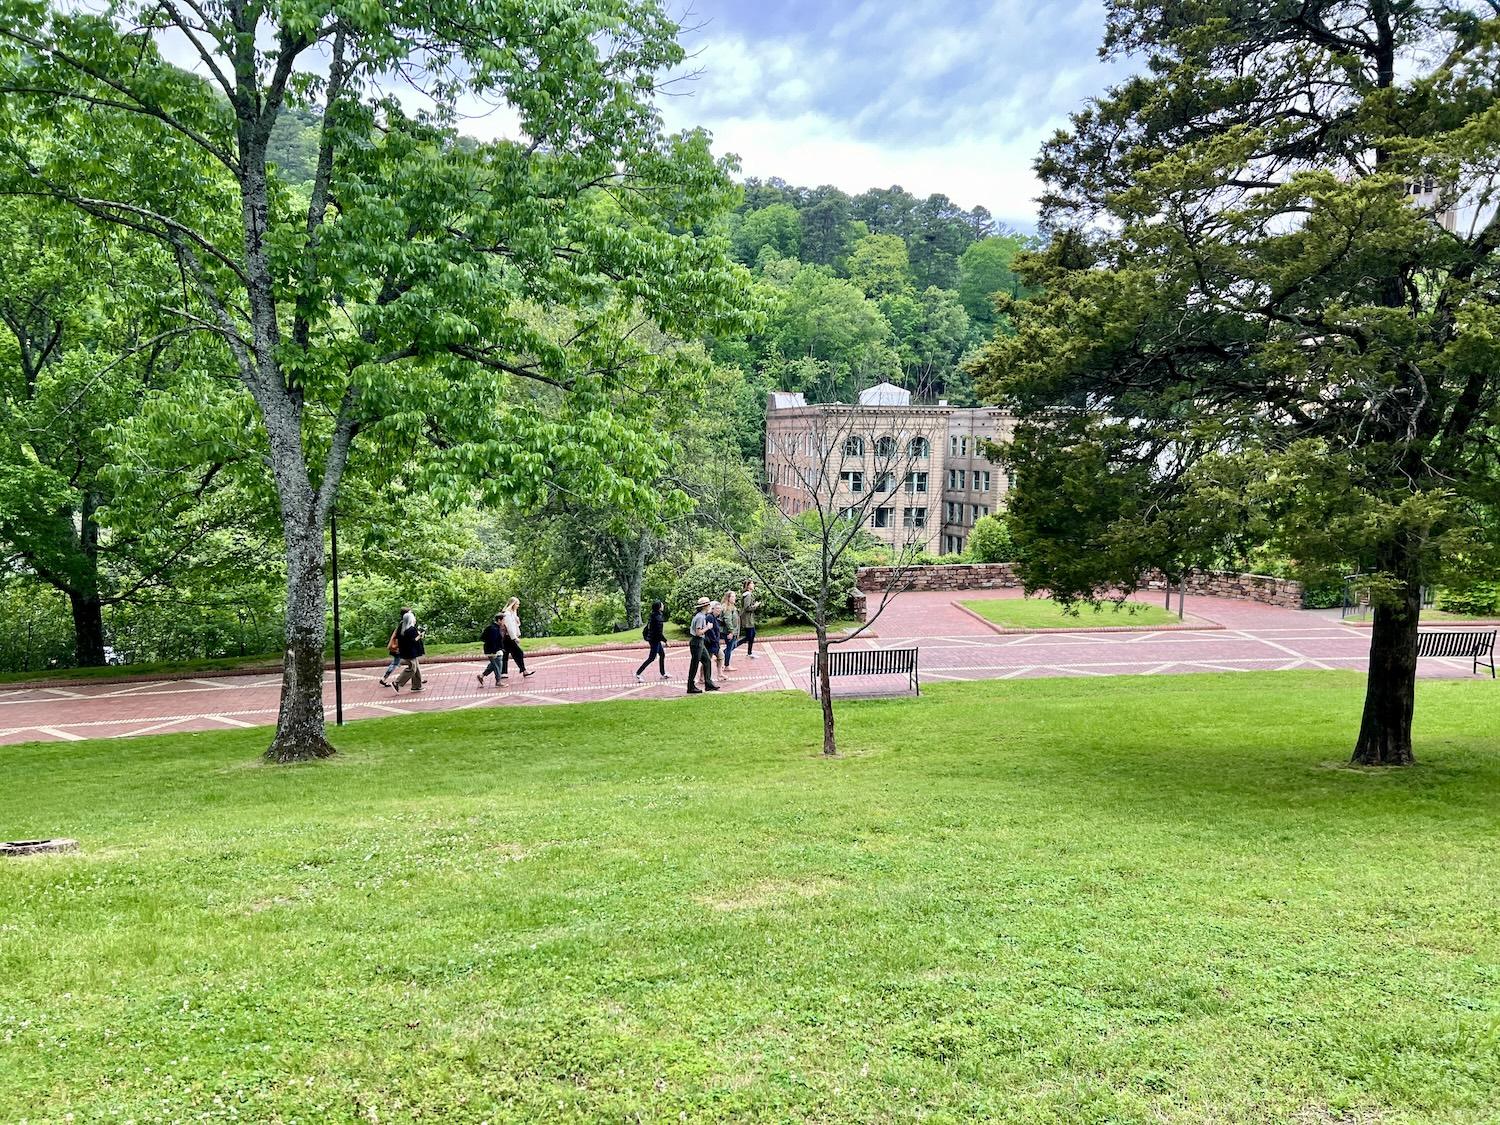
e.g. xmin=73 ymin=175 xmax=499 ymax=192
xmin=1145 ymin=569 xmax=1305 ymax=609
xmin=855 ymin=562 xmax=1022 ymax=593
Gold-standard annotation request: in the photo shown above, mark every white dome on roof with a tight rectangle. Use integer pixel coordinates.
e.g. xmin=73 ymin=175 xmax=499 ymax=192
xmin=857 ymin=382 xmax=910 ymax=407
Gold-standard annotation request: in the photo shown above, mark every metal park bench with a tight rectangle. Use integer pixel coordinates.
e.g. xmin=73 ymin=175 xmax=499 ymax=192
xmin=811 ymin=646 xmax=919 ymax=698
xmin=1416 ymin=629 xmax=1496 ymax=677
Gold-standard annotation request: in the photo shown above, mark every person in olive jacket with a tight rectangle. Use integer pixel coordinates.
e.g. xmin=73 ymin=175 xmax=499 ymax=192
xmin=635 ymin=601 xmax=670 ymax=683
xmin=740 ymin=580 xmax=760 ymax=659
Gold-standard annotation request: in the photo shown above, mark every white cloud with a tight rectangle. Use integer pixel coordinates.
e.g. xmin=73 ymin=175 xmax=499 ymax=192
xmin=673 ymin=110 xmax=1049 ymax=224
xmin=657 ymin=0 xmax=1128 ymax=224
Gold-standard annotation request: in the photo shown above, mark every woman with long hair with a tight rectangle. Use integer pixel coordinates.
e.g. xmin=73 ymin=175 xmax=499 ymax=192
xmin=635 ymin=600 xmax=670 ymax=683
xmin=497 ymin=597 xmax=534 ymax=679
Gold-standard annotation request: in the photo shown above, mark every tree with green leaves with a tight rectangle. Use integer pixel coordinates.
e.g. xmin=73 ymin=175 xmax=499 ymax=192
xmin=765 ymin=265 xmax=898 ymax=402
xmin=974 ymin=0 xmax=1500 ymax=766
xmin=881 ymin=286 xmax=970 ymax=402
xmin=0 ymin=197 xmax=239 ymax=666
xmin=731 ymin=202 xmax=802 ymax=265
xmin=0 ymin=0 xmax=748 ymax=760
xmin=958 ymin=234 xmax=1029 ymax=330
xmin=845 ymin=233 xmax=914 ymax=300
xmin=797 ymin=187 xmax=855 ymax=267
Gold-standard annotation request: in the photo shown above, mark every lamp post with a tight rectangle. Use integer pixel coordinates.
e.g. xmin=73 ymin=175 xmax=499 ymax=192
xmin=330 ymin=510 xmax=344 ymax=727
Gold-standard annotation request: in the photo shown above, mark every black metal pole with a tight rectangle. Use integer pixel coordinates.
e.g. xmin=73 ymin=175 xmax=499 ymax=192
xmin=331 ymin=511 xmax=344 ymax=727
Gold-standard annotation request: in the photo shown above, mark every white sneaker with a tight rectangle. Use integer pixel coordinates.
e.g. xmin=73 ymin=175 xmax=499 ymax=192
xmin=635 ymin=674 xmax=643 ymax=683
xmin=661 ymin=673 xmax=671 ymax=680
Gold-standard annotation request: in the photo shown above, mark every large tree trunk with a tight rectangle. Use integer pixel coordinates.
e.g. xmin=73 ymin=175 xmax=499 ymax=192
xmin=1351 ymin=541 xmax=1421 ymax=766
xmin=262 ymin=400 xmax=336 ymax=763
xmin=266 ymin=497 xmax=335 ymax=762
xmin=70 ymin=590 xmax=106 ymax=667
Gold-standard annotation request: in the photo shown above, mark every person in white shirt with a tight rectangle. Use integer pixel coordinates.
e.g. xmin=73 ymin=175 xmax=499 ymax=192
xmin=497 ymin=597 xmax=534 ymax=679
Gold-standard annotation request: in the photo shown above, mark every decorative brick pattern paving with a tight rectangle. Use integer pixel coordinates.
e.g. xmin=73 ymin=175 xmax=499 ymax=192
xmin=1 ymin=591 xmax=1489 ymax=746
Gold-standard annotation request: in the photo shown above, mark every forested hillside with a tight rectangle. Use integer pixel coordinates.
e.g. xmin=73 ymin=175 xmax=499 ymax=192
xmin=711 ymin=178 xmax=1033 ymax=459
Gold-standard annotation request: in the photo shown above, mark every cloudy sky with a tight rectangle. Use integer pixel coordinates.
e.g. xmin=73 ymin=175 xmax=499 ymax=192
xmin=655 ymin=0 xmax=1133 ymax=229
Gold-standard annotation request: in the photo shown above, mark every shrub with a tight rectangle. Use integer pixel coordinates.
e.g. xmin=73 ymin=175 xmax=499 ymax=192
xmin=1299 ymin=578 xmax=1346 ymax=610
xmin=669 ymin=558 xmax=756 ymax=625
xmin=1439 ymin=581 xmax=1500 ymax=617
xmin=966 ymin=515 xmax=1015 ymax=563
xmin=766 ymin=545 xmax=861 ymax=625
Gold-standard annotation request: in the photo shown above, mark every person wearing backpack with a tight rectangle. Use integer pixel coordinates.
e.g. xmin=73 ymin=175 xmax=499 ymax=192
xmin=378 ymin=607 xmax=410 ymax=687
xmin=635 ymin=601 xmax=670 ymax=683
xmin=477 ymin=613 xmax=506 ymax=687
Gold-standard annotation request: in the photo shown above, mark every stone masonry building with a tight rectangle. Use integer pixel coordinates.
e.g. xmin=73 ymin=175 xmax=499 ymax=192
xmin=765 ymin=383 xmax=1016 ymax=555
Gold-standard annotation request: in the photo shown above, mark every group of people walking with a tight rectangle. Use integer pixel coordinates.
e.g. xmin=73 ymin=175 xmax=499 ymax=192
xmin=638 ymin=579 xmax=760 ymax=695
xmin=377 ymin=598 xmax=536 ymax=693
xmin=377 ymin=581 xmax=762 ymax=698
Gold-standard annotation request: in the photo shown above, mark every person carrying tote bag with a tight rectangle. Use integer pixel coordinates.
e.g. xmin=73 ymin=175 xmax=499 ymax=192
xmin=378 ymin=608 xmax=408 ymax=687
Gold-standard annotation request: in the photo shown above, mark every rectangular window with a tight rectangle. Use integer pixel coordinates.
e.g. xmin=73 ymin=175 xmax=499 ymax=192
xmin=904 ymin=471 xmax=928 ymax=494
xmin=957 ymin=536 xmax=965 ymax=554
xmin=875 ymin=471 xmax=895 ymax=493
xmin=961 ymin=436 xmax=969 ymax=455
xmin=977 ymin=471 xmax=991 ymax=493
xmin=949 ymin=435 xmax=959 ymax=457
xmin=840 ymin=470 xmax=864 ymax=493
xmin=874 ymin=506 xmax=894 ymax=528
xmin=956 ymin=469 xmax=966 ymax=490
xmin=903 ymin=506 xmax=928 ymax=529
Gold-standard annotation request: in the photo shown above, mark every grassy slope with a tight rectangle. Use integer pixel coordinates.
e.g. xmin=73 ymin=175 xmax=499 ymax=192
xmin=3 ymin=673 xmax=1499 ymax=1123
xmin=961 ymin=597 xmax=1182 ymax=628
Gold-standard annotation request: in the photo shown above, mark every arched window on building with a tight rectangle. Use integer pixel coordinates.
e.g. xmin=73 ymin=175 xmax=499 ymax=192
xmin=908 ymin=436 xmax=930 ymax=459
xmin=875 ymin=435 xmax=896 ymax=459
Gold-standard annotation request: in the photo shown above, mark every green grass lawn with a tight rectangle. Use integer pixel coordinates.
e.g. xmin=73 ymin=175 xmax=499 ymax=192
xmin=961 ymin=596 xmax=1183 ymax=629
xmin=0 ymin=618 xmax=849 ymax=685
xmin=4 ymin=673 xmax=1500 ymax=1123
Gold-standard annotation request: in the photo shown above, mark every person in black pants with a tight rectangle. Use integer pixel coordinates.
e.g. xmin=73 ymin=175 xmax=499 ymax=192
xmin=686 ymin=596 xmax=718 ymax=693
xmin=497 ymin=597 xmax=533 ymax=679
xmin=477 ymin=613 xmax=506 ymax=687
xmin=635 ymin=601 xmax=670 ymax=683
xmin=740 ymin=579 xmax=760 ymax=660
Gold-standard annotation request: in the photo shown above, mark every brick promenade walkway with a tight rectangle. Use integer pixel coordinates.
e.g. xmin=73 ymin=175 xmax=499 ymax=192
xmin=2 ymin=591 xmax=1490 ymax=746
